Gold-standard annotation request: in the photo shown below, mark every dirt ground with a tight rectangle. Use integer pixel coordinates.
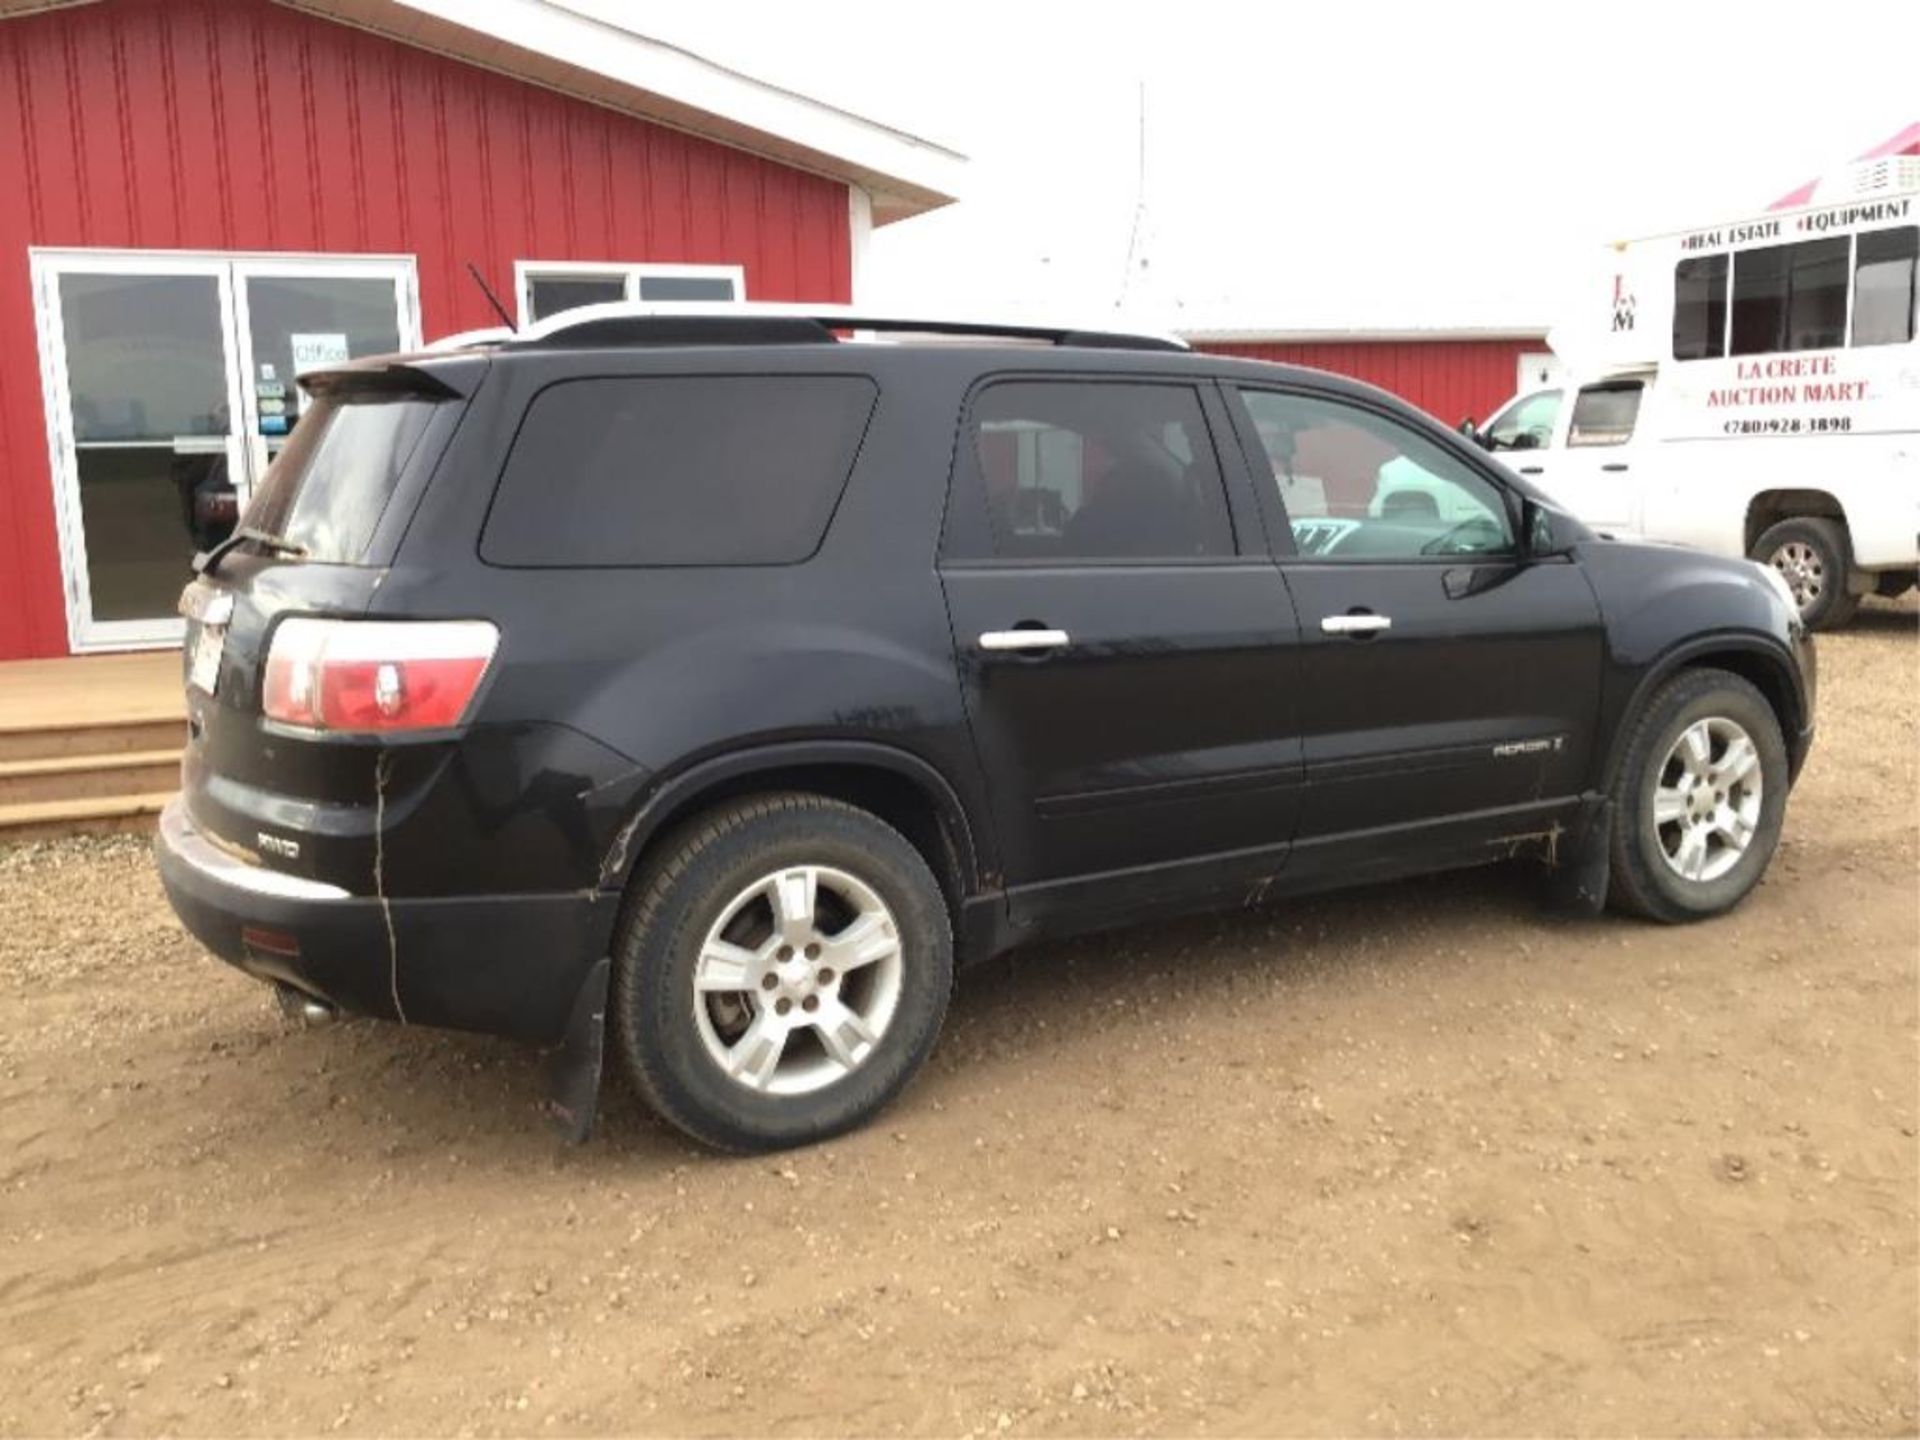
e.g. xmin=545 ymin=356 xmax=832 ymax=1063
xmin=2 ymin=601 xmax=1915 ymax=1439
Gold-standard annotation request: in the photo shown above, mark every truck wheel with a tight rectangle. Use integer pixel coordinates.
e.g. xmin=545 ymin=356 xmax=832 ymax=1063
xmin=1607 ymin=668 xmax=1788 ymax=923
xmin=611 ymin=793 xmax=952 ymax=1152
xmin=1752 ymin=516 xmax=1859 ymax=629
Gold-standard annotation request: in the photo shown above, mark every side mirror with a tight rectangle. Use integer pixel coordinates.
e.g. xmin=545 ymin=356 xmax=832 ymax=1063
xmin=1458 ymin=417 xmax=1493 ymax=451
xmin=1524 ymin=498 xmax=1576 ymax=558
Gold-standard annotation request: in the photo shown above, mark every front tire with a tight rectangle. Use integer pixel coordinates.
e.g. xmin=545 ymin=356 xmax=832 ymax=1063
xmin=1753 ymin=516 xmax=1859 ymax=630
xmin=611 ymin=793 xmax=953 ymax=1152
xmin=1607 ymin=668 xmax=1788 ymax=923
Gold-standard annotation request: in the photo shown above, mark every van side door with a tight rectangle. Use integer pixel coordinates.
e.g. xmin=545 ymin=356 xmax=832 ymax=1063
xmin=1546 ymin=378 xmax=1650 ymax=537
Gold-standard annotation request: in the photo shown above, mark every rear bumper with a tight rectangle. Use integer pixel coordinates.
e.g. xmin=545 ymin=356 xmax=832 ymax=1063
xmin=155 ymin=797 xmax=615 ymax=1045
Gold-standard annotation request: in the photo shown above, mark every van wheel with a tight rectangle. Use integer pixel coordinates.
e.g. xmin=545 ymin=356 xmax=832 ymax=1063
xmin=1753 ymin=516 xmax=1858 ymax=629
xmin=610 ymin=794 xmax=952 ymax=1152
xmin=1607 ymin=668 xmax=1788 ymax=923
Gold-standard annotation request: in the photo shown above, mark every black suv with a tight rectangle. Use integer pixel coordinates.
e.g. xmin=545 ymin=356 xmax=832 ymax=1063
xmin=157 ymin=308 xmax=1816 ymax=1151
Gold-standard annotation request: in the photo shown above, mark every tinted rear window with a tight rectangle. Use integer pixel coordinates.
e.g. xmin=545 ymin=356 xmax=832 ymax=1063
xmin=244 ymin=395 xmax=444 ymax=563
xmin=482 ymin=376 xmax=878 ymax=567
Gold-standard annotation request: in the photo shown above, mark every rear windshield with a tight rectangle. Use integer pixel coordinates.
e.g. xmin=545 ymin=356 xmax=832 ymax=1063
xmin=244 ymin=395 xmax=444 ymax=563
xmin=481 ymin=375 xmax=878 ymax=567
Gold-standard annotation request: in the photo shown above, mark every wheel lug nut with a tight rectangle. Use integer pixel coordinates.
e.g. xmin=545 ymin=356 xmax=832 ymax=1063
xmin=774 ymin=997 xmax=793 ymax=1016
xmin=777 ymin=945 xmax=794 ymax=961
xmin=818 ymin=967 xmax=836 ymax=984
xmin=801 ymin=995 xmax=819 ymax=1013
xmin=761 ymin=974 xmax=778 ymax=991
xmin=804 ymin=943 xmax=821 ymax=960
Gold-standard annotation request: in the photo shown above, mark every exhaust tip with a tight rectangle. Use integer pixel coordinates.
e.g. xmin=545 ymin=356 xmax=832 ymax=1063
xmin=272 ymin=983 xmax=338 ymax=1026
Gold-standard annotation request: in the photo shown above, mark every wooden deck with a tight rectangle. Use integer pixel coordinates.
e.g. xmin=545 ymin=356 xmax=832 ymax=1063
xmin=0 ymin=652 xmax=185 ymax=839
xmin=0 ymin=651 xmax=185 ymax=731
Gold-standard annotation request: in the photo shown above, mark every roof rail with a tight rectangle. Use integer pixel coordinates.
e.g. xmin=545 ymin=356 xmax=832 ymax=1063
xmin=509 ymin=301 xmax=1190 ymax=352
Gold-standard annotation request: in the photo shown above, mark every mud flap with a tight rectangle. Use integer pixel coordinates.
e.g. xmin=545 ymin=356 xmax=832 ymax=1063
xmin=543 ymin=955 xmax=610 ymax=1143
xmin=1546 ymin=796 xmax=1612 ymax=916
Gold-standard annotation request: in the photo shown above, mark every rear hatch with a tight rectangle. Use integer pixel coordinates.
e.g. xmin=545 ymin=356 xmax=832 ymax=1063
xmin=177 ymin=358 xmax=480 ymax=886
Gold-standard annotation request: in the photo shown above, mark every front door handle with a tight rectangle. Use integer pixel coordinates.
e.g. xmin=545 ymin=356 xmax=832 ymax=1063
xmin=1516 ymin=465 xmax=1545 ymax=475
xmin=1321 ymin=613 xmax=1392 ymax=636
xmin=979 ymin=627 xmax=1070 ymax=652
xmin=1600 ymin=462 xmax=1629 ymax=472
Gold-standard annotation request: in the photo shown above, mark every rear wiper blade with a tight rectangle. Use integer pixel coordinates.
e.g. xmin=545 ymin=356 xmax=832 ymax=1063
xmin=192 ymin=526 xmax=308 ymax=576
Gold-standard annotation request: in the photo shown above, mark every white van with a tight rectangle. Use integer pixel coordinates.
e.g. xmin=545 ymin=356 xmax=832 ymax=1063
xmin=1465 ymin=160 xmax=1919 ymax=628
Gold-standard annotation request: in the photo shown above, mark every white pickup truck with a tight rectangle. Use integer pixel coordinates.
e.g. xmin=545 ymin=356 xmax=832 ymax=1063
xmin=1463 ymin=165 xmax=1920 ymax=628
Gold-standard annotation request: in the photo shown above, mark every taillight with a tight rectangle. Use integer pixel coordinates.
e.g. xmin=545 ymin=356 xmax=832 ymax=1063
xmin=262 ymin=618 xmax=500 ymax=734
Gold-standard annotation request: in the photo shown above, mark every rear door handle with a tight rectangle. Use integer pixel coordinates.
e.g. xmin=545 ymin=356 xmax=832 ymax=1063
xmin=979 ymin=628 xmax=1070 ymax=652
xmin=1321 ymin=613 xmax=1392 ymax=636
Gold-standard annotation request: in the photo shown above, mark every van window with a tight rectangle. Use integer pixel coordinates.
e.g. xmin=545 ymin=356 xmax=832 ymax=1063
xmin=1567 ymin=382 xmax=1643 ymax=447
xmin=1484 ymin=389 xmax=1562 ymax=451
xmin=1853 ymin=226 xmax=1918 ymax=347
xmin=482 ymin=376 xmax=877 ymax=567
xmin=967 ymin=382 xmax=1234 ymax=561
xmin=1731 ymin=237 xmax=1850 ymax=355
xmin=1673 ymin=254 xmax=1728 ymax=360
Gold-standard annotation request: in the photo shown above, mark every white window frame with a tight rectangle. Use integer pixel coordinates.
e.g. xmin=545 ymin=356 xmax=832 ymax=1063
xmin=29 ymin=246 xmax=421 ymax=653
xmin=514 ymin=260 xmax=747 ymax=327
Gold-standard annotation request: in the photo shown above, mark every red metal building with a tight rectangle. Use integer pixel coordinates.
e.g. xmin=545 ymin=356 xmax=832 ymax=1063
xmin=0 ymin=0 xmax=961 ymax=661
xmin=1185 ymin=330 xmax=1552 ymax=430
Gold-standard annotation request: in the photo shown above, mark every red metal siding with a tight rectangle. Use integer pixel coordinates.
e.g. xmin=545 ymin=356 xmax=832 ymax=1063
xmin=0 ymin=0 xmax=853 ymax=659
xmin=1194 ymin=339 xmax=1540 ymax=429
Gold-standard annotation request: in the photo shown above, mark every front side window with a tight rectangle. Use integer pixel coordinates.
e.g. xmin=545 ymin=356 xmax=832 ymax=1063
xmin=1239 ymin=390 xmax=1514 ymax=560
xmin=968 ymin=382 xmax=1235 ymax=561
xmin=482 ymin=376 xmax=877 ymax=567
xmin=1674 ymin=254 xmax=1729 ymax=360
xmin=1567 ymin=381 xmax=1643 ymax=447
xmin=1731 ymin=237 xmax=1849 ymax=355
xmin=1853 ymin=226 xmax=1918 ymax=347
xmin=1484 ymin=389 xmax=1562 ymax=451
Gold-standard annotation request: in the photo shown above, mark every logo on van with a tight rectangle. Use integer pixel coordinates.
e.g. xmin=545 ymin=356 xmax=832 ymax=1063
xmin=1611 ymin=274 xmax=1637 ymax=333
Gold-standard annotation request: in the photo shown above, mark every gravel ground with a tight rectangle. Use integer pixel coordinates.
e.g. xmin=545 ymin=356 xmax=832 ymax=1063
xmin=2 ymin=599 xmax=1915 ymax=1437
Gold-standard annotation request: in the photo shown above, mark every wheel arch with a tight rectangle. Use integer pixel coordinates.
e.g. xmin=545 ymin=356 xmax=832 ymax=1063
xmin=1599 ymin=634 xmax=1808 ymax=795
xmin=602 ymin=741 xmax=992 ymax=923
xmin=1744 ymin=489 xmax=1851 ymax=554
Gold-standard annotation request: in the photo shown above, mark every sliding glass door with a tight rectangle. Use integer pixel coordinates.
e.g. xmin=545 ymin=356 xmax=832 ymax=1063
xmin=32 ymin=252 xmax=419 ymax=650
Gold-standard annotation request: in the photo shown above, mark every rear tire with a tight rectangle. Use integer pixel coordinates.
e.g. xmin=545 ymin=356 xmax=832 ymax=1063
xmin=1753 ymin=516 xmax=1859 ymax=630
xmin=1607 ymin=668 xmax=1788 ymax=923
xmin=610 ymin=793 xmax=952 ymax=1152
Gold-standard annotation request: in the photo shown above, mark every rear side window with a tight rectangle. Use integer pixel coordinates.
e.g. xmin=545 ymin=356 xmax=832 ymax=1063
xmin=245 ymin=395 xmax=444 ymax=564
xmin=1673 ymin=254 xmax=1728 ymax=360
xmin=966 ymin=381 xmax=1234 ymax=561
xmin=483 ymin=376 xmax=878 ymax=567
xmin=1853 ymin=226 xmax=1918 ymax=347
xmin=1731 ymin=237 xmax=1849 ymax=355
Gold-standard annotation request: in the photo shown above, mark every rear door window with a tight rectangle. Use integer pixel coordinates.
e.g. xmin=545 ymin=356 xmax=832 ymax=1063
xmin=244 ymin=394 xmax=446 ymax=563
xmin=482 ymin=376 xmax=878 ymax=567
xmin=963 ymin=381 xmax=1235 ymax=561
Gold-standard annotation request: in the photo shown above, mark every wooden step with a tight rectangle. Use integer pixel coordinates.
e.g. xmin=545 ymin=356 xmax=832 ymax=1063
xmin=0 ymin=790 xmax=173 ymax=844
xmin=0 ymin=717 xmax=187 ymax=765
xmin=0 ymin=748 xmax=183 ymax=806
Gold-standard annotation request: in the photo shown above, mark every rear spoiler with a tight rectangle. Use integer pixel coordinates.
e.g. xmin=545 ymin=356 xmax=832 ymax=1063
xmin=299 ymin=359 xmax=470 ymax=401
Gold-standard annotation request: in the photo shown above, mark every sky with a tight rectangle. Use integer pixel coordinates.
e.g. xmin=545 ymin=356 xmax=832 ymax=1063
xmin=603 ymin=0 xmax=1918 ymax=333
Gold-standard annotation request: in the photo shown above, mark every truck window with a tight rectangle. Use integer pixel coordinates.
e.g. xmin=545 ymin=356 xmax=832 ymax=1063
xmin=1853 ymin=226 xmax=1918 ymax=347
xmin=1731 ymin=237 xmax=1849 ymax=355
xmin=1485 ymin=389 xmax=1561 ymax=451
xmin=1673 ymin=254 xmax=1728 ymax=360
xmin=1567 ymin=382 xmax=1643 ymax=448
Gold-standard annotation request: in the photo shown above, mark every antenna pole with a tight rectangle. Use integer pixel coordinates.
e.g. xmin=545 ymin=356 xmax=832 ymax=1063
xmin=466 ymin=262 xmax=518 ymax=331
